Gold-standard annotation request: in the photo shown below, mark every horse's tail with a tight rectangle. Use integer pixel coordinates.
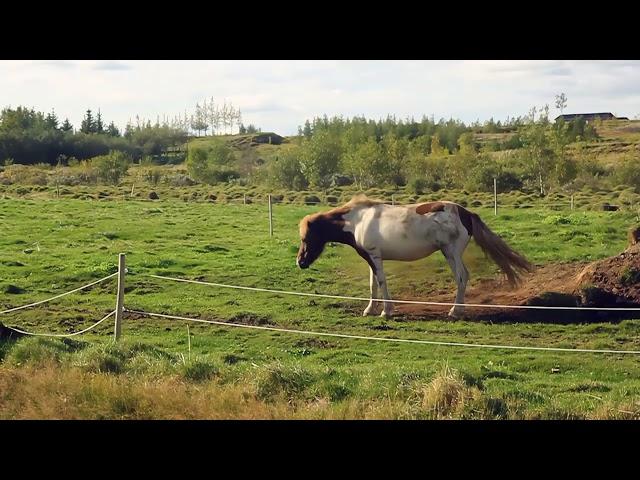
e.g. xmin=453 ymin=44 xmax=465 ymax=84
xmin=458 ymin=206 xmax=535 ymax=286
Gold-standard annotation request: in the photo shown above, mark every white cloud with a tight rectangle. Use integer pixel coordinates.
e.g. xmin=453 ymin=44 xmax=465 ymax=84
xmin=0 ymin=60 xmax=639 ymax=135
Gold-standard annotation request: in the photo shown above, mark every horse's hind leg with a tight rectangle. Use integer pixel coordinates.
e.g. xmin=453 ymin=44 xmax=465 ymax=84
xmin=365 ymin=252 xmax=392 ymax=318
xmin=442 ymin=235 xmax=470 ymax=318
xmin=363 ymin=267 xmax=380 ymax=316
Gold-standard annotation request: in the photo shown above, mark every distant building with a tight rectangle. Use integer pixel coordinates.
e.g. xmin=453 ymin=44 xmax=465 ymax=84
xmin=555 ymin=112 xmax=624 ymax=123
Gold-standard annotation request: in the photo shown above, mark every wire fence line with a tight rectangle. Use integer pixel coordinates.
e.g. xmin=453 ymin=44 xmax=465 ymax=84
xmin=124 ymin=309 xmax=640 ymax=355
xmin=2 ymin=258 xmax=640 ymax=353
xmin=146 ymin=274 xmax=640 ymax=312
xmin=120 ymin=196 xmax=626 ymax=211
xmin=5 ymin=310 xmax=116 ymax=337
xmin=23 ymin=188 xmax=632 ymax=212
xmin=0 ymin=272 xmax=117 ymax=315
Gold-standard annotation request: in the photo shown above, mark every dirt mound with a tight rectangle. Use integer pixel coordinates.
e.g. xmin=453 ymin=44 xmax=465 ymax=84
xmin=395 ymin=244 xmax=640 ymax=323
xmin=575 ymin=243 xmax=640 ymax=306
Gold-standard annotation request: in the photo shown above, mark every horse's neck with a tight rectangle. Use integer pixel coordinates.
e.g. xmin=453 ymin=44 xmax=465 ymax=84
xmin=319 ymin=208 xmax=356 ymax=245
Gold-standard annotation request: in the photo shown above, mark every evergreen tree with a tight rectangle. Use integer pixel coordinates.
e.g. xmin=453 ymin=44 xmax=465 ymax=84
xmin=60 ymin=118 xmax=73 ymax=132
xmin=80 ymin=109 xmax=96 ymax=134
xmin=107 ymin=121 xmax=120 ymax=137
xmin=45 ymin=109 xmax=59 ymax=130
xmin=96 ymin=109 xmax=104 ymax=134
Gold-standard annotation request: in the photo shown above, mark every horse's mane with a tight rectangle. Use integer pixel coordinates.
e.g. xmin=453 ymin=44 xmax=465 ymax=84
xmin=342 ymin=194 xmax=384 ymax=208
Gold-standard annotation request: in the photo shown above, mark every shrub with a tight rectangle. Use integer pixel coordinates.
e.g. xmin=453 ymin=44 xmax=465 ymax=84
xmin=267 ymin=151 xmax=308 ymax=190
xmin=144 ymin=168 xmax=163 ymax=186
xmin=409 ymin=177 xmax=429 ymax=195
xmin=613 ymin=157 xmax=640 ymax=192
xmin=186 ymin=140 xmax=239 ymax=185
xmin=91 ymin=151 xmax=131 ymax=184
xmin=167 ymin=174 xmax=197 ymax=187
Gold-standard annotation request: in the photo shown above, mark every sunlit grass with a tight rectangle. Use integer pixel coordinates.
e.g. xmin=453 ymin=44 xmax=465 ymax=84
xmin=1 ymin=198 xmax=640 ymax=419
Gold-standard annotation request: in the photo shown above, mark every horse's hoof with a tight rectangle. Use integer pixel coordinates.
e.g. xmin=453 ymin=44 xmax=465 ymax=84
xmin=448 ymin=308 xmax=464 ymax=319
xmin=380 ymin=310 xmax=393 ymax=318
xmin=363 ymin=307 xmax=378 ymax=316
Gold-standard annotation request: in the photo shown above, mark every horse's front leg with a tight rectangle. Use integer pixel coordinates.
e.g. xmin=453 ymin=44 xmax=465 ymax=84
xmin=371 ymin=255 xmax=393 ymax=318
xmin=363 ymin=267 xmax=380 ymax=316
xmin=442 ymin=242 xmax=469 ymax=319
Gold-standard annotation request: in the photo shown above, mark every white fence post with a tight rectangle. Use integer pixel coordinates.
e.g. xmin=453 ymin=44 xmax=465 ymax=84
xmin=187 ymin=324 xmax=191 ymax=361
xmin=494 ymin=177 xmax=498 ymax=216
xmin=571 ymin=194 xmax=574 ymax=211
xmin=268 ymin=194 xmax=273 ymax=237
xmin=114 ymin=253 xmax=126 ymax=341
xmin=243 ymin=194 xmax=247 ymax=205
xmin=391 ymin=194 xmax=395 ymax=206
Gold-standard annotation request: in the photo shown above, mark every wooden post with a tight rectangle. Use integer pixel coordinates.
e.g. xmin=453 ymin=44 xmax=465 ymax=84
xmin=391 ymin=195 xmax=395 ymax=206
xmin=131 ymin=184 xmax=135 ymax=198
xmin=187 ymin=324 xmax=191 ymax=362
xmin=493 ymin=177 xmax=498 ymax=216
xmin=571 ymin=194 xmax=574 ymax=211
xmin=243 ymin=194 xmax=246 ymax=205
xmin=56 ymin=181 xmax=60 ymax=198
xmin=114 ymin=253 xmax=126 ymax=341
xmin=268 ymin=194 xmax=273 ymax=237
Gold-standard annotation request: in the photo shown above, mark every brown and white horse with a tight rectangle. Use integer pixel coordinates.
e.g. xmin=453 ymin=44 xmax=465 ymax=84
xmin=296 ymin=195 xmax=534 ymax=318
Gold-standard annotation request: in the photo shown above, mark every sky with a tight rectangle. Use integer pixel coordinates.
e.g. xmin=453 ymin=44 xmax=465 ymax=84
xmin=1 ymin=60 xmax=639 ymax=135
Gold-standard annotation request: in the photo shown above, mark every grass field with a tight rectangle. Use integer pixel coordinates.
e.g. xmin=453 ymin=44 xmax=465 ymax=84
xmin=1 ymin=198 xmax=640 ymax=419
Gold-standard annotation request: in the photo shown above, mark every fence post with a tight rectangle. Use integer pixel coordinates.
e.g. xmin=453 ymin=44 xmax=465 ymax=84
xmin=131 ymin=184 xmax=135 ymax=198
xmin=571 ymin=194 xmax=574 ymax=211
xmin=268 ymin=194 xmax=273 ymax=237
xmin=493 ymin=177 xmax=498 ymax=216
xmin=391 ymin=194 xmax=395 ymax=206
xmin=243 ymin=194 xmax=246 ymax=205
xmin=114 ymin=253 xmax=126 ymax=341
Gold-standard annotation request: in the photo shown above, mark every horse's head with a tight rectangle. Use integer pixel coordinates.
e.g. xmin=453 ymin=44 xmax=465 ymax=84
xmin=296 ymin=214 xmax=327 ymax=269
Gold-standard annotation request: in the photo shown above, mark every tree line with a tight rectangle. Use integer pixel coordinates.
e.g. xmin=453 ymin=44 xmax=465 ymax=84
xmin=0 ymin=97 xmax=265 ymax=166
xmin=0 ymin=106 xmax=188 ymax=165
xmin=264 ymin=105 xmax=604 ymax=194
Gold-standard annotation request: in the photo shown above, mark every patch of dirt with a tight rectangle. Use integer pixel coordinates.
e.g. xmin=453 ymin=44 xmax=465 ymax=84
xmin=394 ymin=245 xmax=640 ymax=323
xmin=294 ymin=338 xmax=336 ymax=349
xmin=227 ymin=312 xmax=274 ymax=326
